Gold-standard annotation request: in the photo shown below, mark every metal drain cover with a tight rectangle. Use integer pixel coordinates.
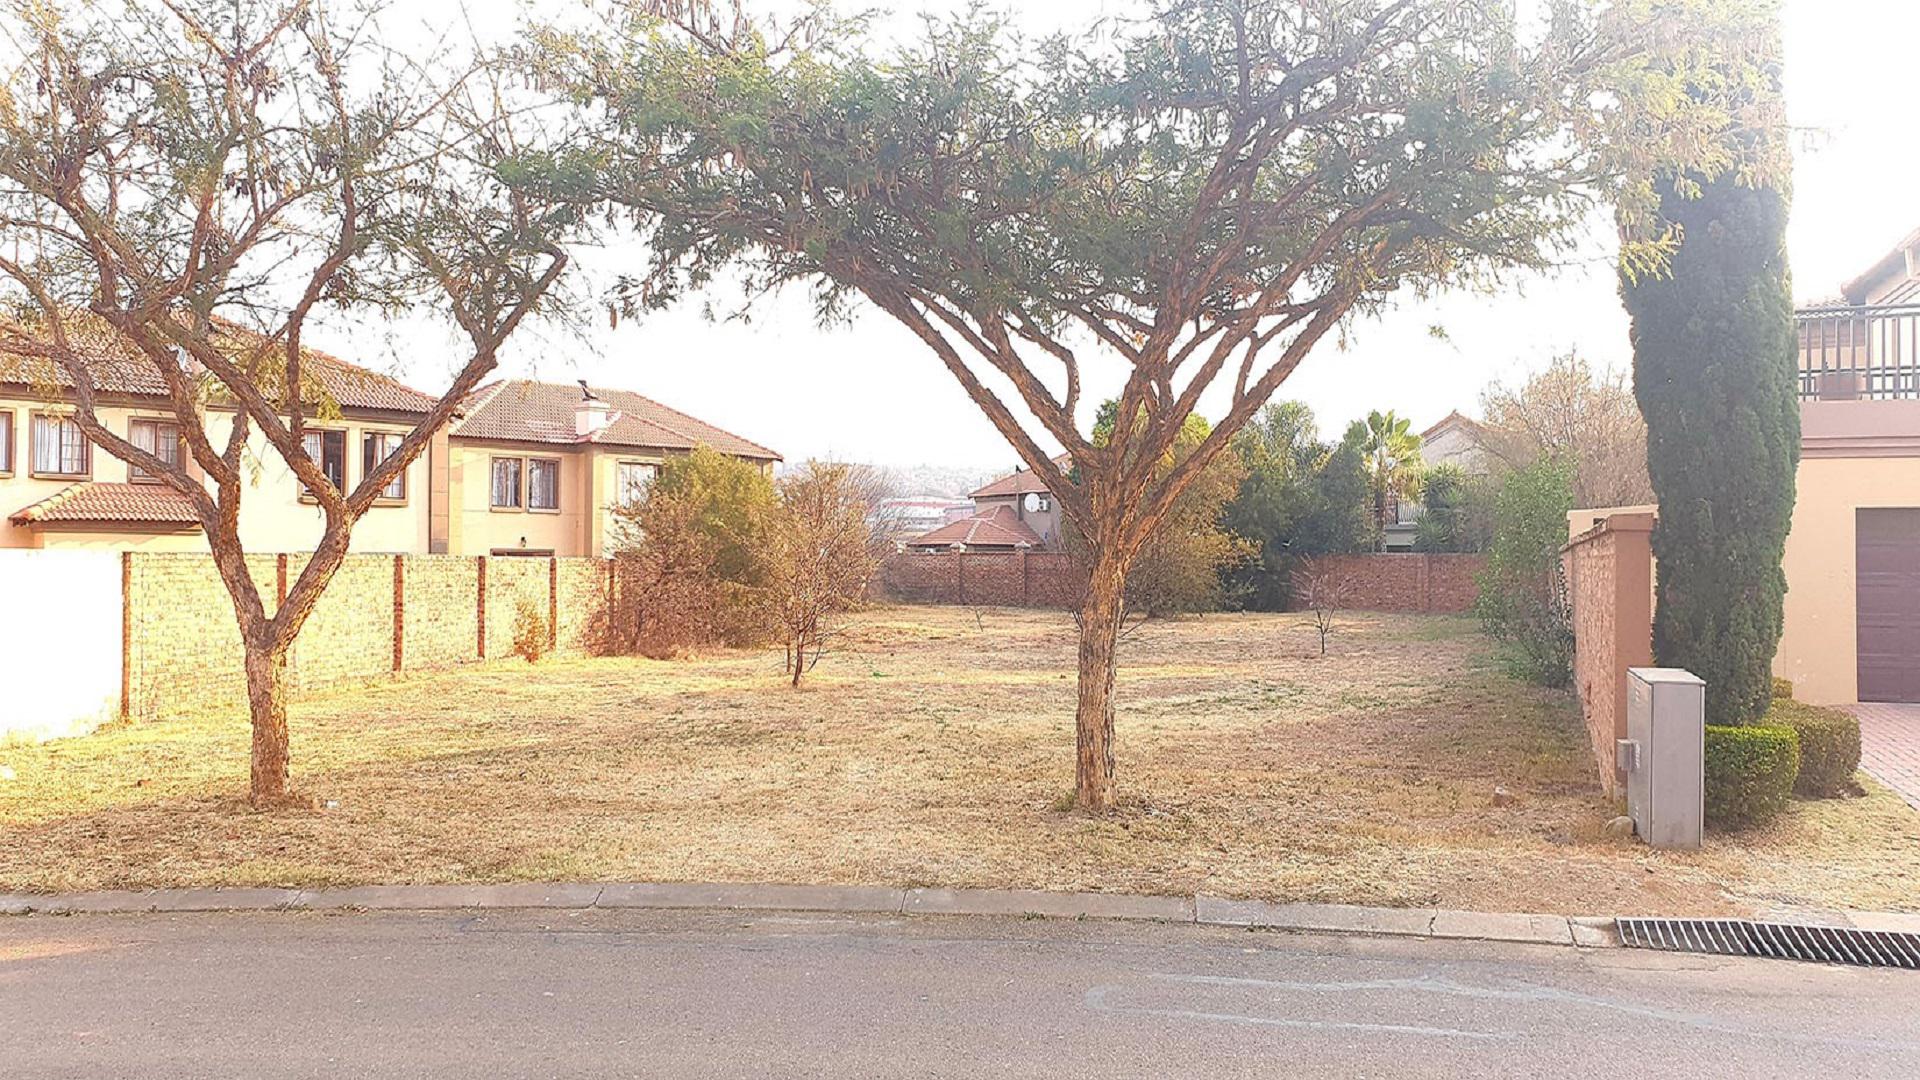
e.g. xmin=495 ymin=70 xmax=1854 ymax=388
xmin=1617 ymin=917 xmax=1920 ymax=969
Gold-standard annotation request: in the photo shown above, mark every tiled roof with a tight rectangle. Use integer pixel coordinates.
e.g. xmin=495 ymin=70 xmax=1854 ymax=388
xmin=970 ymin=454 xmax=1071 ymax=499
xmin=453 ymin=379 xmax=779 ymax=460
xmin=0 ymin=314 xmax=437 ymax=415
xmin=906 ymin=504 xmax=1043 ymax=549
xmin=9 ymin=482 xmax=201 ymax=528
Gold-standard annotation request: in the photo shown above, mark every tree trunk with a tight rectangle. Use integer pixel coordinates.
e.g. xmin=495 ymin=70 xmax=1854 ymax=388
xmin=244 ymin=642 xmax=292 ymax=805
xmin=1074 ymin=547 xmax=1127 ymax=812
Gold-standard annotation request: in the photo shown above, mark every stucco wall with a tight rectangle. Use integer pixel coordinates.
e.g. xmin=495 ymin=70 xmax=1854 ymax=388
xmin=0 ymin=549 xmax=123 ymax=740
xmin=1776 ymin=454 xmax=1920 ymax=705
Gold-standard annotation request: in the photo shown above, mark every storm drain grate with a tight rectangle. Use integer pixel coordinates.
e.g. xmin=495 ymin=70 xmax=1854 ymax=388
xmin=1617 ymin=918 xmax=1920 ymax=969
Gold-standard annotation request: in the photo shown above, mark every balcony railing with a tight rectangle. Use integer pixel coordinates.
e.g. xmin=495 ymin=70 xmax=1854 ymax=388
xmin=1795 ymin=304 xmax=1920 ymax=401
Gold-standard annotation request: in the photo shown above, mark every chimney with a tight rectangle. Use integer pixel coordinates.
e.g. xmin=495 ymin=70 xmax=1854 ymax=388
xmin=574 ymin=381 xmax=611 ymax=438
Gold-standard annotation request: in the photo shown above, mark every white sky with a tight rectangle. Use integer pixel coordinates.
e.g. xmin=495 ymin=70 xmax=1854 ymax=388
xmin=311 ymin=0 xmax=1920 ymax=473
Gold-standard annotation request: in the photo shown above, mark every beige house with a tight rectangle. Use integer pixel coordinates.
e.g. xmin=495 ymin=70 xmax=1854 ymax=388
xmin=2 ymin=334 xmax=779 ymax=559
xmin=444 ymin=380 xmax=779 ymax=558
xmin=2 ymin=331 xmax=437 ymax=554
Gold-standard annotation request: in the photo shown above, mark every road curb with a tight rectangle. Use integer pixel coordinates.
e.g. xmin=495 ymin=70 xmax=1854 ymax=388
xmin=0 ymin=880 xmax=1718 ymax=949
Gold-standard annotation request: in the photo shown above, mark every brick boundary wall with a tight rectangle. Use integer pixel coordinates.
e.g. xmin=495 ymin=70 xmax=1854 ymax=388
xmin=122 ymin=553 xmax=613 ymax=721
xmin=1562 ymin=512 xmax=1655 ymax=797
xmin=872 ymin=551 xmax=1087 ymax=609
xmin=1286 ymin=553 xmax=1486 ymax=614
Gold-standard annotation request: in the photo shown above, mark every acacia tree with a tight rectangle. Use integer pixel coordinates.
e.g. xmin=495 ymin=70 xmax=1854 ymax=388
xmin=0 ymin=1 xmax=572 ymax=804
xmin=522 ymin=0 xmax=1785 ymax=810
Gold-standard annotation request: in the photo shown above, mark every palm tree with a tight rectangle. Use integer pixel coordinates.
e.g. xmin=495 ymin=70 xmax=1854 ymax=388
xmin=1346 ymin=410 xmax=1425 ymax=551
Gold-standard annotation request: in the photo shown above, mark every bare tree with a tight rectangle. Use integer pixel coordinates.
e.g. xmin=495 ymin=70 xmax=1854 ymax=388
xmin=1292 ymin=562 xmax=1349 ymax=657
xmin=1479 ymin=352 xmax=1655 ymax=509
xmin=766 ymin=461 xmax=886 ymax=686
xmin=0 ymin=2 xmax=571 ymax=804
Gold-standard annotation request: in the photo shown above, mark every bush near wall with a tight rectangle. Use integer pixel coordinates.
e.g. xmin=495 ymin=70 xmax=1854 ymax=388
xmin=1769 ymin=699 xmax=1862 ymax=799
xmin=1704 ymin=725 xmax=1800 ymax=829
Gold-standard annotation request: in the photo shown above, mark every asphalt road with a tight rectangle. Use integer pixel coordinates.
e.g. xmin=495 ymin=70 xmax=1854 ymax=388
xmin=2 ymin=908 xmax=1916 ymax=1078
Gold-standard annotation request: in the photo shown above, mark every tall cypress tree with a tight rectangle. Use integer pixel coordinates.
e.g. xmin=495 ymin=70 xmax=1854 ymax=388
xmin=1621 ymin=170 xmax=1799 ymax=726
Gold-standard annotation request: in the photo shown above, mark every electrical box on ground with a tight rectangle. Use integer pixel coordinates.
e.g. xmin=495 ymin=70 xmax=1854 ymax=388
xmin=1619 ymin=668 xmax=1705 ymax=850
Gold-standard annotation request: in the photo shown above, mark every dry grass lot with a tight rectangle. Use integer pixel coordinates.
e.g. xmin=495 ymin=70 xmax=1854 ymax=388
xmin=3 ymin=605 xmax=1916 ymax=916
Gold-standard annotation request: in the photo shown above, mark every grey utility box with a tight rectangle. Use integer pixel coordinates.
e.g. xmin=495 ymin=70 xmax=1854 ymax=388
xmin=1619 ymin=668 xmax=1705 ymax=850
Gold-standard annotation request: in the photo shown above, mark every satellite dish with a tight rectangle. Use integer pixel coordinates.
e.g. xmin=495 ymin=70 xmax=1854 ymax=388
xmin=1023 ymin=492 xmax=1042 ymax=513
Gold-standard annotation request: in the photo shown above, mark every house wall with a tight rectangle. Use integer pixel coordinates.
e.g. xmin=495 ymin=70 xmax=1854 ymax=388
xmin=1777 ymin=406 xmax=1920 ymax=704
xmin=0 ymin=391 xmax=430 ymax=552
xmin=446 ymin=441 xmax=692 ymax=559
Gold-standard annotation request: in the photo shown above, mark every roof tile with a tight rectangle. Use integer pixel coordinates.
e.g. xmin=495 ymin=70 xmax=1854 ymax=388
xmin=9 ymin=482 xmax=200 ymax=528
xmin=452 ymin=380 xmax=779 ymax=459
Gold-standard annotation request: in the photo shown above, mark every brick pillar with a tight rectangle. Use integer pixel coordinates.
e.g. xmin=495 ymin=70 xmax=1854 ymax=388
xmin=275 ymin=553 xmax=289 ymax=608
xmin=120 ymin=551 xmax=133 ymax=720
xmin=955 ymin=551 xmax=965 ymax=606
xmin=549 ymin=556 xmax=559 ymax=651
xmin=1019 ymin=548 xmax=1030 ymax=607
xmin=476 ymin=556 xmax=488 ymax=659
xmin=392 ymin=555 xmax=406 ymax=672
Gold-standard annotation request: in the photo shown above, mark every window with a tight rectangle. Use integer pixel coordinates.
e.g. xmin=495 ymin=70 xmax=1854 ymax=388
xmin=361 ymin=431 xmax=407 ymax=501
xmin=616 ymin=461 xmax=658 ymax=508
xmin=528 ymin=458 xmax=561 ymax=511
xmin=490 ymin=457 xmax=523 ymax=509
xmin=129 ymin=418 xmax=181 ymax=483
xmin=31 ymin=413 xmax=89 ymax=477
xmin=0 ymin=410 xmax=12 ymax=475
xmin=301 ymin=429 xmax=346 ymax=494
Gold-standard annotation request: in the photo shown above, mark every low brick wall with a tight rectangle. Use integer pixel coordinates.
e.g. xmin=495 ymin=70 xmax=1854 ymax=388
xmin=1562 ymin=512 xmax=1655 ymax=796
xmin=873 ymin=550 xmax=1085 ymax=609
xmin=123 ymin=552 xmax=612 ymax=721
xmin=1288 ymin=553 xmax=1485 ymax=614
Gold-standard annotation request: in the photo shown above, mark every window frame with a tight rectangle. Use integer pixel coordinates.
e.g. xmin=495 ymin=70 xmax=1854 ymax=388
xmin=489 ymin=455 xmax=525 ymax=511
xmin=615 ymin=459 xmax=659 ymax=509
xmin=127 ymin=417 xmax=183 ymax=484
xmin=29 ymin=410 xmax=91 ymax=480
xmin=360 ymin=430 xmax=408 ymax=504
xmin=299 ymin=427 xmax=348 ymax=500
xmin=0 ymin=408 xmax=13 ymax=477
xmin=526 ymin=456 xmax=562 ymax=513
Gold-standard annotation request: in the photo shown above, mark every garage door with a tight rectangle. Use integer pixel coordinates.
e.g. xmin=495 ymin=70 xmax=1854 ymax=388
xmin=1857 ymin=508 xmax=1920 ymax=703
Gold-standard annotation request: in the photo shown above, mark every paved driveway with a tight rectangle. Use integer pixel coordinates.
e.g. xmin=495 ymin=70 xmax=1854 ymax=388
xmin=1848 ymin=703 xmax=1920 ymax=809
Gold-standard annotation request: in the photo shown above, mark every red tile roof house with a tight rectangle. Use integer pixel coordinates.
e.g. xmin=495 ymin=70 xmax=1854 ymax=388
xmin=904 ymin=457 xmax=1070 ymax=553
xmin=0 ymin=320 xmax=778 ymax=558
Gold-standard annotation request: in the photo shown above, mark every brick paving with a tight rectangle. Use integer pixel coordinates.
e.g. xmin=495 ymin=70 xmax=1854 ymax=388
xmin=1847 ymin=703 xmax=1920 ymax=810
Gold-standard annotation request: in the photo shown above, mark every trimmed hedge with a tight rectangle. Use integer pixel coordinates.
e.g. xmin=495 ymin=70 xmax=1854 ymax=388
xmin=1770 ymin=676 xmax=1794 ymax=702
xmin=1704 ymin=725 xmax=1799 ymax=829
xmin=1770 ymin=699 xmax=1862 ymax=798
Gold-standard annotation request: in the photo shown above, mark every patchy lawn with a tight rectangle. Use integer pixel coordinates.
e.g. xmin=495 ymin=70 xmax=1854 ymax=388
xmin=2 ymin=605 xmax=1915 ymax=917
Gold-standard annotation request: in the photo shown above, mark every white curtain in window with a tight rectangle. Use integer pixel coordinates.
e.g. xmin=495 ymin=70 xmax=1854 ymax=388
xmin=33 ymin=416 xmax=85 ymax=474
xmin=529 ymin=459 xmax=560 ymax=510
xmin=491 ymin=458 xmax=521 ymax=507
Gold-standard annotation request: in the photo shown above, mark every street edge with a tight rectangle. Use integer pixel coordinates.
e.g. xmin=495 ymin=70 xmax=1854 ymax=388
xmin=0 ymin=880 xmax=1640 ymax=947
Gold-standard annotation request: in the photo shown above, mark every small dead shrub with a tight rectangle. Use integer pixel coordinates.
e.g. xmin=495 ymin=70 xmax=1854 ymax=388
xmin=511 ymin=595 xmax=550 ymax=663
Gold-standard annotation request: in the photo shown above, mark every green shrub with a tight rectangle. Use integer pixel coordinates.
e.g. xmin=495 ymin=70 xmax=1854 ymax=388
xmin=1473 ymin=456 xmax=1576 ymax=687
xmin=1704 ymin=725 xmax=1799 ymax=829
xmin=1770 ymin=676 xmax=1794 ymax=702
xmin=1769 ymin=699 xmax=1861 ymax=798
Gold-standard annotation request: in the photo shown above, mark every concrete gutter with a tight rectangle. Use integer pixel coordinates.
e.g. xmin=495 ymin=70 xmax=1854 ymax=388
xmin=0 ymin=880 xmax=1623 ymax=948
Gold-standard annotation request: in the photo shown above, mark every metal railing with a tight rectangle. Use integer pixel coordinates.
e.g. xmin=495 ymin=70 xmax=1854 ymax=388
xmin=1795 ymin=304 xmax=1920 ymax=401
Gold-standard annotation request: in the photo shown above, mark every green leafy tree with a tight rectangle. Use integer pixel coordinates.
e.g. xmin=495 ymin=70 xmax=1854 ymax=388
xmin=1619 ymin=66 xmax=1798 ymax=726
xmin=1412 ymin=464 xmax=1494 ymax=554
xmin=520 ymin=0 xmax=1789 ymax=811
xmin=0 ymin=1 xmax=572 ymax=804
xmin=1348 ymin=410 xmax=1424 ymax=549
xmin=1224 ymin=402 xmax=1371 ymax=610
xmin=1475 ymin=456 xmax=1577 ymax=687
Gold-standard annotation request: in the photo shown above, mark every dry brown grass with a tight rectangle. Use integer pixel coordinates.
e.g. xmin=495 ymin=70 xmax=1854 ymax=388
xmin=3 ymin=605 xmax=1915 ymax=916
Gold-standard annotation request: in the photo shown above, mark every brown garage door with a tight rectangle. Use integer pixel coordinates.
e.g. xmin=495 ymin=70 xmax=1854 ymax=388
xmin=1857 ymin=508 xmax=1920 ymax=703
